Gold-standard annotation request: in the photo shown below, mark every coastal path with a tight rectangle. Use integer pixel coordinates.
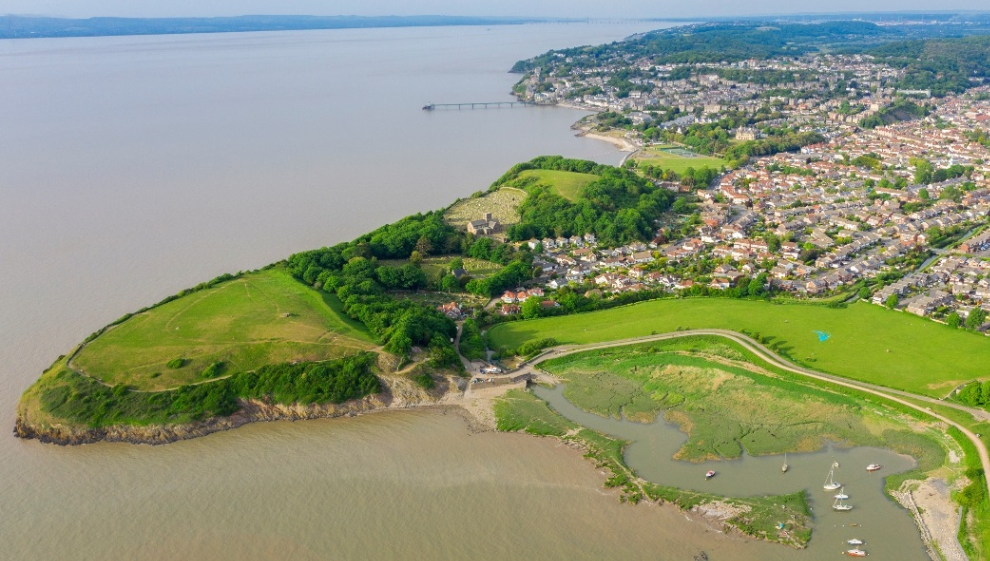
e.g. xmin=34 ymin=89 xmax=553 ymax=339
xmin=513 ymin=328 xmax=990 ymax=501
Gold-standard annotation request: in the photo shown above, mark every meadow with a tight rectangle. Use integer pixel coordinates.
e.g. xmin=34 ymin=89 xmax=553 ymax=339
xmin=73 ymin=267 xmax=374 ymax=391
xmin=515 ymin=169 xmax=598 ymax=201
xmin=633 ymin=145 xmax=727 ymax=174
xmin=488 ymin=298 xmax=990 ymax=397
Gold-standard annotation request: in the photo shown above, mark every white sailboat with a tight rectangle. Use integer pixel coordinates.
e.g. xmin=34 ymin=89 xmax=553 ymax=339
xmin=824 ymin=461 xmax=841 ymax=491
xmin=834 ymin=486 xmax=849 ymax=500
xmin=782 ymin=453 xmax=789 ymax=473
xmin=833 ymin=495 xmax=853 ymax=511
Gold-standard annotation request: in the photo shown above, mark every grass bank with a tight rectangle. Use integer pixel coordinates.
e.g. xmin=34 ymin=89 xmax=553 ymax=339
xmin=489 ymin=298 xmax=990 ymax=397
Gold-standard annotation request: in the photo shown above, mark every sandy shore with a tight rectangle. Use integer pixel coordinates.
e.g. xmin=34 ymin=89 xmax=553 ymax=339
xmin=579 ymin=131 xmax=638 ymax=153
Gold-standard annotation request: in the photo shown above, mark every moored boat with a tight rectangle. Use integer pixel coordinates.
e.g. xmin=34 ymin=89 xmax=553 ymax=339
xmin=866 ymin=464 xmax=882 ymax=472
xmin=845 ymin=547 xmax=868 ymax=557
xmin=705 ymin=470 xmax=716 ymax=479
xmin=834 ymin=486 xmax=849 ymax=500
xmin=833 ymin=496 xmax=853 ymax=511
xmin=824 ymin=462 xmax=841 ymax=491
xmin=847 ymin=539 xmax=863 ymax=545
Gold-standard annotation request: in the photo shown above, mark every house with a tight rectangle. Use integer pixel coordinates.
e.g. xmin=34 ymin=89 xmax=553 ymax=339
xmin=499 ymin=304 xmax=520 ymax=316
xmin=501 ymin=291 xmax=519 ymax=304
xmin=467 ymin=213 xmax=501 ymax=236
xmin=437 ymin=302 xmax=462 ymax=319
xmin=806 ymin=280 xmax=826 ymax=294
xmin=632 ymin=251 xmax=655 ymax=264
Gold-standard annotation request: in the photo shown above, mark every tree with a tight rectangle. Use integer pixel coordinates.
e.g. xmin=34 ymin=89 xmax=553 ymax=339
xmin=912 ymin=158 xmax=934 ymax=185
xmin=966 ymin=308 xmax=987 ymax=330
xmin=414 ymin=235 xmax=433 ymax=256
xmin=439 ymin=274 xmax=460 ymax=293
xmin=946 ymin=312 xmax=962 ymax=328
xmin=409 ymin=250 xmax=424 ymax=266
xmin=885 ymin=294 xmax=899 ymax=309
xmin=747 ymin=273 xmax=768 ymax=297
xmin=521 ymin=296 xmax=543 ymax=319
xmin=858 ymin=286 xmax=871 ymax=300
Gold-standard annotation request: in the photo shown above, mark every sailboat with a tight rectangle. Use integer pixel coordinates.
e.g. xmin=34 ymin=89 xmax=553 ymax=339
xmin=824 ymin=462 xmax=841 ymax=491
xmin=782 ymin=453 xmax=789 ymax=473
xmin=833 ymin=495 xmax=853 ymax=511
xmin=834 ymin=486 xmax=849 ymax=500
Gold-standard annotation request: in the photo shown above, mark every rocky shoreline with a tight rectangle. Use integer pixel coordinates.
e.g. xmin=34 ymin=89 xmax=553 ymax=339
xmin=14 ymin=374 xmax=461 ymax=446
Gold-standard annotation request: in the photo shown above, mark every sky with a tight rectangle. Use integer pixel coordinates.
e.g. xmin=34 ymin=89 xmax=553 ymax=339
xmin=1 ymin=0 xmax=988 ymax=19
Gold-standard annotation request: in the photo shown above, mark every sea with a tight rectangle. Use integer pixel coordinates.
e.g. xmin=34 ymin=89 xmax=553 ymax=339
xmin=0 ymin=23 xmax=927 ymax=560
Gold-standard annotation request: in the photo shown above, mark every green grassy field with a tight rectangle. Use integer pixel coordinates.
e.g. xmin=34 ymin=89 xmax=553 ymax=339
xmin=516 ymin=169 xmax=598 ymax=201
xmin=488 ymin=298 xmax=990 ymax=397
xmin=539 ymin=338 xmax=945 ymax=463
xmin=73 ymin=267 xmax=374 ymax=391
xmin=633 ymin=146 xmax=727 ymax=174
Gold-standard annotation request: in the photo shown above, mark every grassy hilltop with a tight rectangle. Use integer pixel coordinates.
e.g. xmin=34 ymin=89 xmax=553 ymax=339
xmin=73 ymin=267 xmax=374 ymax=391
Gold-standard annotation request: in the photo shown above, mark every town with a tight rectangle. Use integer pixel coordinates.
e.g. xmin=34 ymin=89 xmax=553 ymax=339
xmin=436 ymin=45 xmax=990 ymax=328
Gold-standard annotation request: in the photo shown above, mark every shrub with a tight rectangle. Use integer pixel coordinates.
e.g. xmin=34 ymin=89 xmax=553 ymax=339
xmin=200 ymin=362 xmax=225 ymax=379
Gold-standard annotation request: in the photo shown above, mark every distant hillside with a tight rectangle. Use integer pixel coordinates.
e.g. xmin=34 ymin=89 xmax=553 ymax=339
xmin=0 ymin=15 xmax=566 ymax=39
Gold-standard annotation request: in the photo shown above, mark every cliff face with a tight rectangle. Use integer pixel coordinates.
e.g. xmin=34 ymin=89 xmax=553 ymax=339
xmin=15 ymin=374 xmax=460 ymax=446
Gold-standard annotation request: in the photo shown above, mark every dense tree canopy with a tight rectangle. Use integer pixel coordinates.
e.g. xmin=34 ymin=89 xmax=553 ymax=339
xmin=495 ymin=156 xmax=674 ymax=245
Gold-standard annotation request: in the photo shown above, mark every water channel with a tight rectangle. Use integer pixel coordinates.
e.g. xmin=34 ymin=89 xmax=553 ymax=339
xmin=533 ymin=383 xmax=929 ymax=559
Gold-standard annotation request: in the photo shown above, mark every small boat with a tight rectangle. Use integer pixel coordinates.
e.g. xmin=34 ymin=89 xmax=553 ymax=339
xmin=845 ymin=547 xmax=868 ymax=557
xmin=824 ymin=462 xmax=842 ymax=491
xmin=866 ymin=464 xmax=882 ymax=472
xmin=833 ymin=496 xmax=853 ymax=511
xmin=705 ymin=470 xmax=716 ymax=479
xmin=847 ymin=539 xmax=864 ymax=545
xmin=782 ymin=453 xmax=789 ymax=473
xmin=834 ymin=486 xmax=849 ymax=500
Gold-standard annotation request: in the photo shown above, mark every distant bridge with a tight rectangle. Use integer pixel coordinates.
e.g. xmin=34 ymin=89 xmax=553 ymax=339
xmin=422 ymin=101 xmax=533 ymax=110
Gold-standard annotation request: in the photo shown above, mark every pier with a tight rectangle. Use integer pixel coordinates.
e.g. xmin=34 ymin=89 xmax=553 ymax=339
xmin=422 ymin=101 xmax=532 ymax=110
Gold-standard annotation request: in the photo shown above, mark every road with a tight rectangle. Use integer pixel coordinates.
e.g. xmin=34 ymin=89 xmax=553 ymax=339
xmin=515 ymin=328 xmax=990 ymax=500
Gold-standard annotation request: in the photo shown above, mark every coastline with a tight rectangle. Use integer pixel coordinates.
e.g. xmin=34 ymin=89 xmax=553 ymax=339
xmin=17 ymin=360 xmax=964 ymax=559
xmin=14 ymin=373 xmax=466 ymax=446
